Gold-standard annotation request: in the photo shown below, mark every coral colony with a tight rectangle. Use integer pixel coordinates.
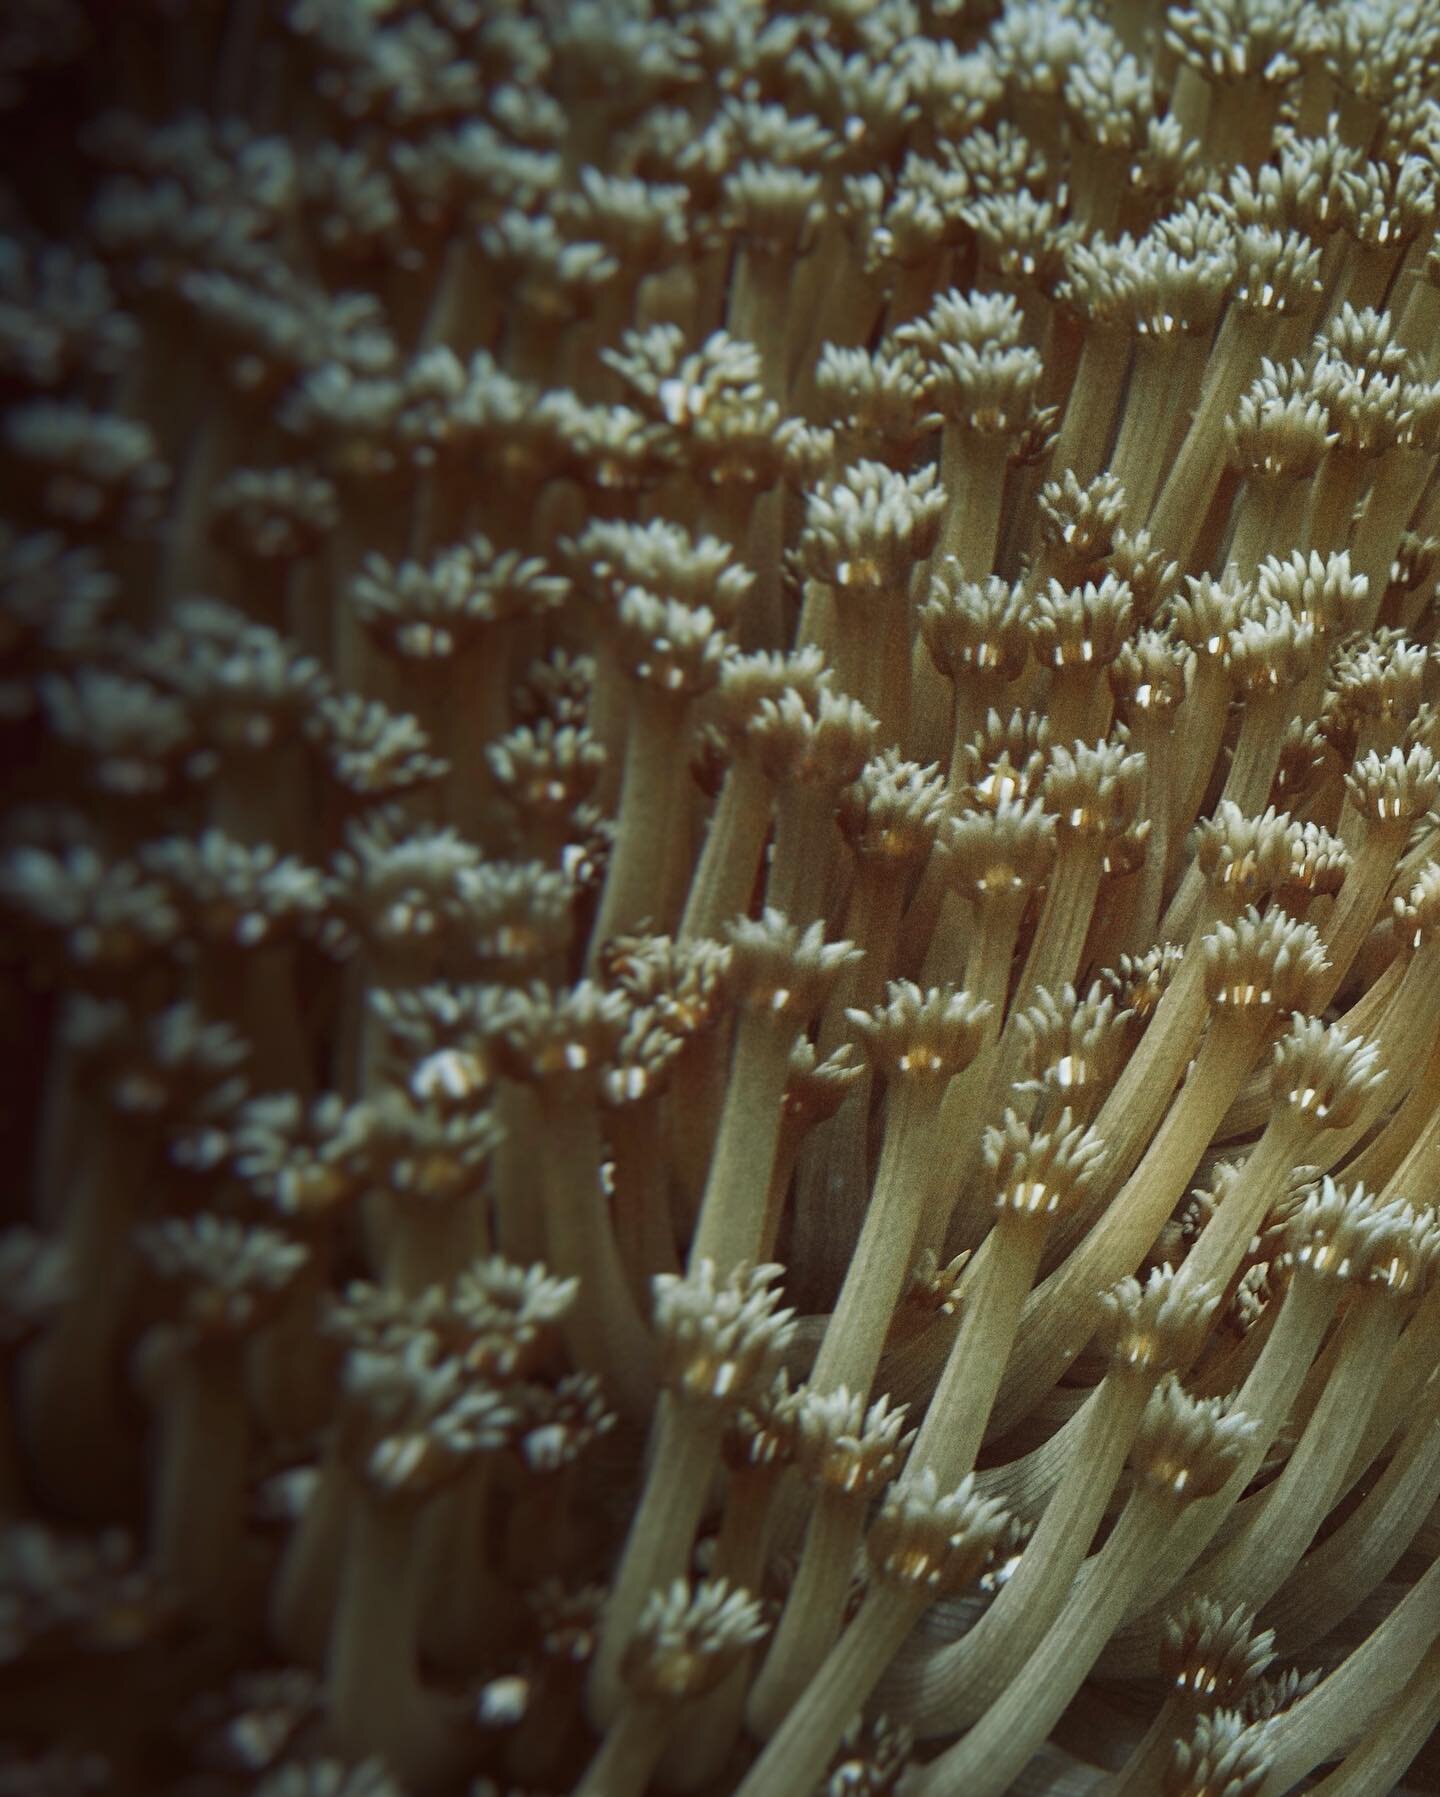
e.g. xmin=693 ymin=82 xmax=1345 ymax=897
xmin=6 ymin=0 xmax=1440 ymax=1792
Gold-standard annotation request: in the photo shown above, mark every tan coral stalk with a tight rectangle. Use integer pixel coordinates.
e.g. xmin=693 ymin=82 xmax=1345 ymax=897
xmin=1096 ymin=631 xmax=1190 ymax=955
xmin=1029 ymin=574 xmax=1133 ymax=744
xmin=908 ymin=1382 xmax=1259 ymax=1797
xmin=1164 ymin=575 xmax=1247 ymax=865
xmin=1006 ymin=734 xmax=1144 ymax=1027
xmin=1105 ymin=1602 xmax=1275 ymax=1796
xmin=1148 ymin=227 xmax=1323 ymax=561
xmin=1102 ymin=1179 xmax=1424 ymax=1672
xmin=323 ymin=1343 xmax=513 ymax=1785
xmin=495 ymin=982 xmax=655 ymax=1418
xmin=681 ymin=746 xmax=775 ymax=942
xmin=761 ymin=690 xmax=878 ymax=924
xmin=147 ymin=1341 xmax=251 ymax=1611
xmin=607 ymin=1086 xmax=680 ymax=1292
xmin=917 ymin=576 xmax=1030 ymax=814
xmin=1254 ymin=1551 xmax=1440 ymax=1796
xmin=917 ymin=796 xmax=1054 ymax=1007
xmin=1303 ymin=1638 xmax=1440 ymax=1796
xmin=579 ymin=1578 xmax=768 ymax=1797
xmin=20 ymin=1119 xmax=151 ymax=1513
xmin=759 ymin=1042 xmax=863 ymax=1262
xmin=806 ymin=987 xmax=989 ymax=1402
xmin=796 ymin=460 xmax=944 ymax=744
xmin=587 ymin=1261 xmax=791 ymax=1726
xmin=880 ymin=1269 xmax=1217 ymax=1738
xmin=660 ymin=1383 xmax=800 ymax=1790
xmin=989 ymin=911 xmax=1328 ymax=1433
xmin=1049 ymin=248 xmax=1135 ymax=483
xmin=1171 ymin=1015 xmax=1384 ymax=1306
xmin=1267 ymin=1367 xmax=1440 ymax=1653
xmin=1315 ymin=747 xmax=1440 ymax=1003
xmin=897 ymin=290 xmax=1039 ymax=578
xmin=688 ymin=913 xmax=858 ymax=1275
xmin=733 ymin=1470 xmax=1010 ymax=1797
xmin=327 ymin=1488 xmax=469 ymax=1785
xmin=138 ymin=1215 xmax=307 ymax=1619
xmin=1173 ymin=1203 xmax=1438 ymax=1624
xmin=270 ymin=1451 xmax=352 ymax=1667
xmin=746 ymin=1387 xmax=912 ymax=1737
xmin=796 ymin=765 xmax=956 ymax=1288
xmin=907 ymin=1108 xmax=1105 ymax=1487
xmin=588 ymin=590 xmax=726 ymax=952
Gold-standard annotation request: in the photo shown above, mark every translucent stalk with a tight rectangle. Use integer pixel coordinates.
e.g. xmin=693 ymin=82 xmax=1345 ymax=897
xmin=1051 ymin=320 xmax=1131 ymax=484
xmin=150 ymin=1340 xmax=249 ymax=1620
xmin=271 ymin=1452 xmax=350 ymax=1665
xmin=728 ymin=246 xmax=796 ymax=395
xmin=609 ymin=1097 xmax=680 ymax=1295
xmin=666 ymin=1025 xmax=729 ymax=1232
xmin=1267 ymin=1372 xmax=1440 ymax=1653
xmin=1304 ymin=1641 xmax=1440 ymax=1797
xmin=492 ymin=1085 xmax=546 ymax=1266
xmin=1304 ymin=444 xmax=1371 ymax=556
xmin=747 ymin=1487 xmax=865 ymax=1736
xmin=992 ymin=1014 xmax=1264 ymax=1435
xmin=797 ymin=865 xmax=913 ymax=1290
xmin=910 ymin=1209 xmax=1051 ymax=1487
xmin=808 ymin=1084 xmax=948 ymax=1400
xmin=1167 ymin=657 xmax=1231 ymax=878
xmin=1168 ymin=1110 xmax=1309 ymax=1306
xmin=682 ymin=754 xmax=773 ymax=941
xmin=1255 ymin=1553 xmax=1440 ymax=1796
xmin=1340 ymin=1283 xmax=1440 ymax=1490
xmin=1099 ymin=1269 xmax=1348 ymax=1672
xmin=326 ymin=1491 xmax=464 ymax=1786
xmin=1184 ymin=1293 xmax=1404 ymax=1618
xmin=1110 ymin=337 xmax=1200 ymax=524
xmin=1349 ymin=449 xmax=1432 ymax=626
xmin=1148 ymin=305 xmax=1279 ymax=558
xmin=936 ymin=432 xmax=1012 ymax=577
xmin=587 ymin=1396 xmax=725 ymax=1725
xmin=1011 ymin=833 xmax=1106 ymax=1015
xmin=883 ymin=1371 xmax=1148 ymax=1736
xmin=589 ymin=687 xmax=690 ymax=958
xmin=380 ymin=1191 xmax=487 ymax=1299
xmin=1313 ymin=817 xmax=1411 ymax=1005
xmin=419 ymin=1462 xmax=505 ymax=1667
xmin=536 ymin=1084 xmax=655 ymax=1420
xmin=576 ymin=1699 xmax=671 ymax=1797
xmin=766 ymin=784 xmax=841 ymax=924
xmin=689 ymin=1008 xmax=798 ymax=1274
xmin=732 ymin=1584 xmax=927 ymax=1797
xmin=907 ymin=1493 xmax=1177 ymax=1797
xmin=20 ymin=1123 xmax=152 ymax=1514
xmin=1102 ymin=1692 xmax=1198 ymax=1797
xmin=1225 ymin=477 xmax=1285 ymax=578
xmin=664 ymin=1464 xmax=783 ymax=1790
xmin=1098 ymin=725 xmax=1173 ymax=961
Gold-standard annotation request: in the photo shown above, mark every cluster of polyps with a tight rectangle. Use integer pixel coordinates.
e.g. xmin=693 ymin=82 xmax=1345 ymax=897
xmin=4 ymin=0 xmax=1440 ymax=1792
